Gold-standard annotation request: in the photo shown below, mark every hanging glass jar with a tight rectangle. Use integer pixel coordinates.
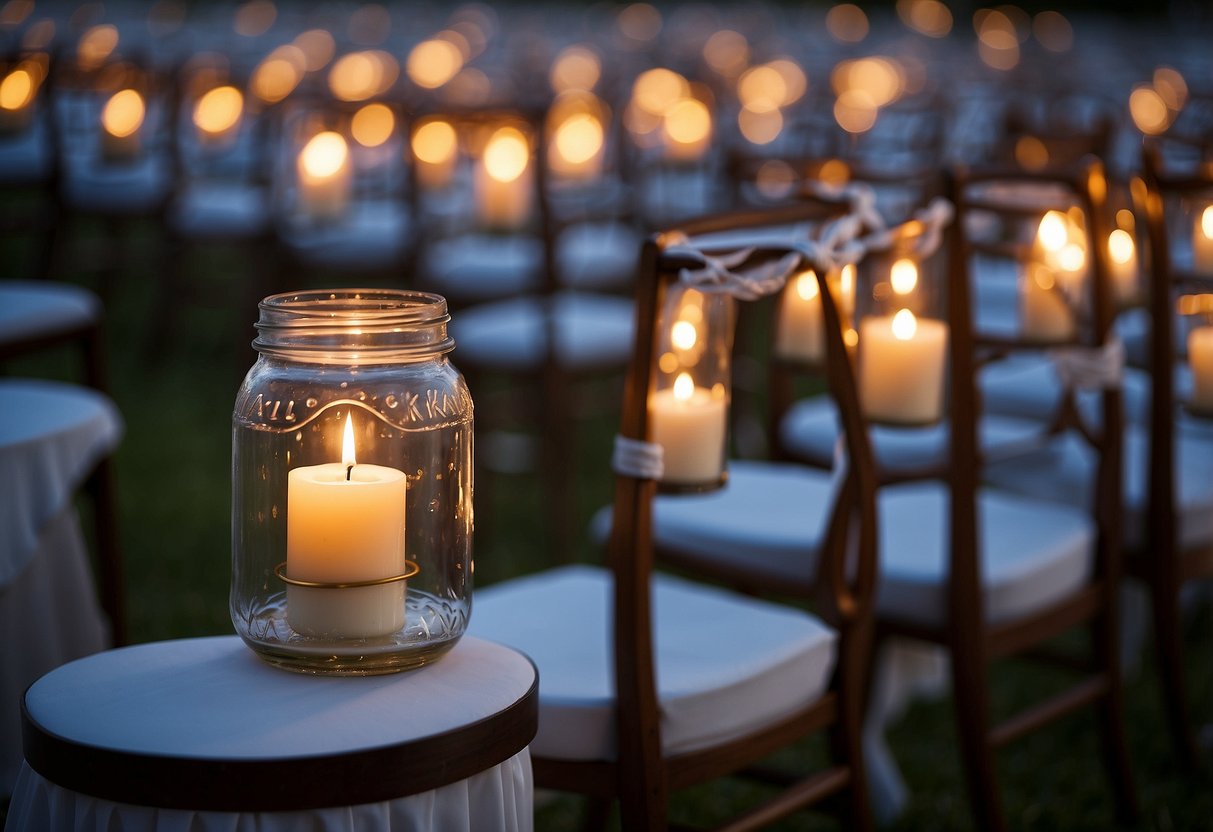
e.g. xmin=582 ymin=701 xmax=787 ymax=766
xmin=231 ymin=289 xmax=473 ymax=675
xmin=647 ymin=282 xmax=734 ymax=491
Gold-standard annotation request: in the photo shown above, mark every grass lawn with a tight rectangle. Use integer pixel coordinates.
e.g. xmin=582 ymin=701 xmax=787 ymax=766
xmin=5 ymin=216 xmax=1212 ymax=830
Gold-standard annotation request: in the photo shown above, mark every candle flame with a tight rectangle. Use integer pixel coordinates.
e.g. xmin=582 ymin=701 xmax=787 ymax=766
xmin=483 ymin=126 xmax=528 ymax=183
xmin=890 ymin=258 xmax=918 ymax=295
xmin=412 ymin=118 xmax=457 ymax=164
xmin=673 ymin=372 xmax=694 ymax=401
xmin=670 ymin=319 xmax=698 ymax=350
xmin=840 ymin=263 xmax=855 ymax=296
xmin=193 ymin=85 xmax=243 ymax=136
xmin=1058 ymin=242 xmax=1085 ymax=273
xmin=351 ymin=102 xmax=394 ymax=147
xmin=342 ymin=413 xmax=356 ymax=468
xmin=553 ymin=112 xmax=603 ymax=164
xmin=300 ymin=131 xmax=348 ymax=178
xmin=795 ymin=271 xmax=820 ymax=301
xmin=892 ymin=308 xmax=917 ymax=340
xmin=101 ymin=89 xmax=145 ymax=138
xmin=1037 ymin=210 xmax=1068 ymax=252
xmin=0 ymin=68 xmax=33 ymax=110
xmin=1108 ymin=229 xmax=1135 ymax=265
xmin=1202 ymin=206 xmax=1213 ymax=239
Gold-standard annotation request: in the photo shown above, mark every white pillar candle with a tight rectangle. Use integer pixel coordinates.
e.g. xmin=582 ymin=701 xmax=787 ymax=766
xmin=774 ymin=270 xmax=825 ymax=363
xmin=100 ymin=88 xmax=144 ymax=162
xmin=1106 ymin=228 xmax=1138 ymax=303
xmin=475 ymin=125 xmax=533 ymax=230
xmin=412 ymin=118 xmax=458 ymax=190
xmin=859 ymin=309 xmax=948 ymax=424
xmin=1188 ymin=326 xmax=1213 ymax=413
xmin=1021 ymin=263 xmax=1075 ymax=342
xmin=286 ymin=414 xmax=407 ymax=638
xmin=297 ymin=131 xmax=352 ymax=224
xmin=648 ymin=372 xmax=728 ymax=484
xmin=548 ymin=111 xmax=605 ymax=182
xmin=1194 ymin=206 xmax=1213 ymax=275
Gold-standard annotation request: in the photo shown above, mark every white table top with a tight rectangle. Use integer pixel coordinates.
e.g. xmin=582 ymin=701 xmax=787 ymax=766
xmin=0 ymin=378 xmax=122 ymax=584
xmin=21 ymin=634 xmax=537 ymax=811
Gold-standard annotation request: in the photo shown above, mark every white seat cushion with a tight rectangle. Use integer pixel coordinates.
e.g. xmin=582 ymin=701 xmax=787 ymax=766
xmin=877 ymin=482 xmax=1095 ymax=626
xmin=469 ymin=564 xmax=836 ymax=760
xmin=778 ymin=395 xmax=1048 ymax=474
xmin=61 ymin=154 xmax=172 ymax=215
xmin=556 ymin=220 xmax=641 ymax=291
xmin=978 ymin=353 xmax=1161 ymax=426
xmin=280 ymin=201 xmax=411 ymax=270
xmin=645 ymin=459 xmax=836 ymax=584
xmin=453 ymin=291 xmax=634 ymax=372
xmin=421 ymin=233 xmax=544 ymax=302
xmin=0 ymin=281 xmax=99 ymax=347
xmin=169 ymin=181 xmax=270 ymax=240
xmin=983 ymin=424 xmax=1213 ymax=552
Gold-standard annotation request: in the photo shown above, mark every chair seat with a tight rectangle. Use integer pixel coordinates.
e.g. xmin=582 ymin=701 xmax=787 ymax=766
xmin=469 ymin=564 xmax=836 ymax=761
xmin=779 ymin=395 xmax=1047 ymax=474
xmin=280 ymin=202 xmax=411 ymax=271
xmin=61 ymin=155 xmax=172 ymax=216
xmin=978 ymin=352 xmax=1172 ymax=427
xmin=0 ymin=281 xmax=100 ymax=349
xmin=169 ymin=181 xmax=270 ymax=240
xmin=984 ymin=424 xmax=1213 ymax=552
xmin=877 ymin=483 xmax=1095 ymax=627
xmin=556 ymin=220 xmax=641 ymax=291
xmin=453 ymin=291 xmax=634 ymax=373
xmin=421 ymin=233 xmax=544 ymax=303
xmin=0 ymin=116 xmax=54 ymax=184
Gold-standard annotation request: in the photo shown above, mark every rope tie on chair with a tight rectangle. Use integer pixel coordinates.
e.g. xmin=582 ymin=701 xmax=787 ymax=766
xmin=612 ymin=435 xmax=665 ymax=480
xmin=665 ymin=243 xmax=804 ymax=301
xmin=1048 ymin=335 xmax=1125 ymax=390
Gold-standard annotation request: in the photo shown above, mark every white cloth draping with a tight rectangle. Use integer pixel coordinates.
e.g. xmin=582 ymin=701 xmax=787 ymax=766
xmin=6 ymin=749 xmax=533 ymax=832
xmin=0 ymin=379 xmax=123 ymax=584
xmin=8 ymin=636 xmax=536 ymax=831
xmin=0 ymin=506 xmax=110 ymax=796
xmin=0 ymin=281 xmax=100 ymax=349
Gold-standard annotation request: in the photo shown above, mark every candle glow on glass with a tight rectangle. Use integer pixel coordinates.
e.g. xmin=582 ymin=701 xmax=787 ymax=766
xmin=1194 ymin=205 xmax=1213 ymax=274
xmin=351 ymin=102 xmax=394 ymax=147
xmin=891 ymin=258 xmax=918 ymax=295
xmin=297 ymin=130 xmax=351 ymax=222
xmin=193 ymin=85 xmax=243 ymax=144
xmin=100 ymin=89 xmax=145 ymax=161
xmin=412 ymin=118 xmax=457 ymax=189
xmin=407 ymin=38 xmax=463 ymax=89
xmin=774 ymin=270 xmax=827 ymax=363
xmin=1107 ymin=228 xmax=1138 ymax=301
xmin=550 ymin=110 xmax=604 ymax=180
xmin=475 ymin=125 xmax=532 ymax=229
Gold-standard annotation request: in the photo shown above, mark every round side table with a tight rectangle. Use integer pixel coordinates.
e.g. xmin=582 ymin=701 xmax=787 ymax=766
xmin=10 ymin=635 xmax=538 ymax=831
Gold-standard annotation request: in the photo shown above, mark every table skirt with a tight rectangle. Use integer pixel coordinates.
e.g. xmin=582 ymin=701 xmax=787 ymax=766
xmin=6 ymin=748 xmax=533 ymax=832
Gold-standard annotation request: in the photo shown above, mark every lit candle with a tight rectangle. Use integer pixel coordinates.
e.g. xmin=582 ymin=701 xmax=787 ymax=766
xmin=1188 ymin=326 xmax=1213 ymax=413
xmin=1194 ymin=206 xmax=1213 ymax=274
xmin=774 ymin=270 xmax=825 ymax=363
xmin=286 ymin=413 xmax=408 ymax=638
xmin=100 ymin=88 xmax=145 ymax=162
xmin=193 ymin=85 xmax=243 ymax=147
xmin=648 ymin=372 xmax=728 ymax=484
xmin=474 ymin=125 xmax=532 ymax=230
xmin=662 ymin=97 xmax=712 ymax=161
xmin=835 ymin=263 xmax=856 ymax=319
xmin=411 ymin=118 xmax=458 ymax=190
xmin=548 ymin=111 xmax=604 ymax=182
xmin=1034 ymin=210 xmax=1086 ymax=295
xmin=297 ymin=130 xmax=351 ymax=224
xmin=1107 ymin=228 xmax=1138 ymax=303
xmin=1021 ymin=262 xmax=1075 ymax=342
xmin=859 ymin=308 xmax=948 ymax=424
xmin=0 ymin=66 xmax=36 ymax=134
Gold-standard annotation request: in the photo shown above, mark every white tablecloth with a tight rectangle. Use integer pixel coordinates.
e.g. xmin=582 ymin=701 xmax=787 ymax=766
xmin=8 ymin=635 xmax=536 ymax=832
xmin=0 ymin=282 xmax=100 ymax=349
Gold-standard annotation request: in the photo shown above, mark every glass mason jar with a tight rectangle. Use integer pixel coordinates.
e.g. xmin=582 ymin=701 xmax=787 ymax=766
xmin=231 ymin=289 xmax=473 ymax=675
xmin=648 ymin=283 xmax=734 ymax=492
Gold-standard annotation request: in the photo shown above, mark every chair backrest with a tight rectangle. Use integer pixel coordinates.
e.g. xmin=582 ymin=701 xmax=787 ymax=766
xmin=946 ymin=158 xmax=1122 ymax=620
xmin=1140 ymin=139 xmax=1213 ymax=560
xmin=605 ymin=198 xmax=880 ymax=815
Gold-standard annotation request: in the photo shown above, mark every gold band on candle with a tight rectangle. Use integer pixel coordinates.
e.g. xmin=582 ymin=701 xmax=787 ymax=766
xmin=275 ymin=560 xmax=420 ymax=589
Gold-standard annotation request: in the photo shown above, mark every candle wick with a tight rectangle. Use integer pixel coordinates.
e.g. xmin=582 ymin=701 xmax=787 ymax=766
xmin=346 ymin=464 xmax=353 ymax=481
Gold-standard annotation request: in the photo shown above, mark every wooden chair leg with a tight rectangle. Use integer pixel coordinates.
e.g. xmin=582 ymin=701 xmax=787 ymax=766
xmin=85 ymin=455 xmax=126 ymax=647
xmin=831 ymin=629 xmax=875 ymax=832
xmin=1092 ymin=605 xmax=1139 ymax=823
xmin=950 ymin=637 xmax=1006 ymax=832
xmin=1148 ymin=576 xmax=1199 ymax=771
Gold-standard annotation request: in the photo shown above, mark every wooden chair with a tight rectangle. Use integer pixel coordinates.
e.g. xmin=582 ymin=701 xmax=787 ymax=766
xmin=470 ymin=200 xmax=879 ymax=830
xmin=646 ymin=161 xmax=1140 ymax=829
